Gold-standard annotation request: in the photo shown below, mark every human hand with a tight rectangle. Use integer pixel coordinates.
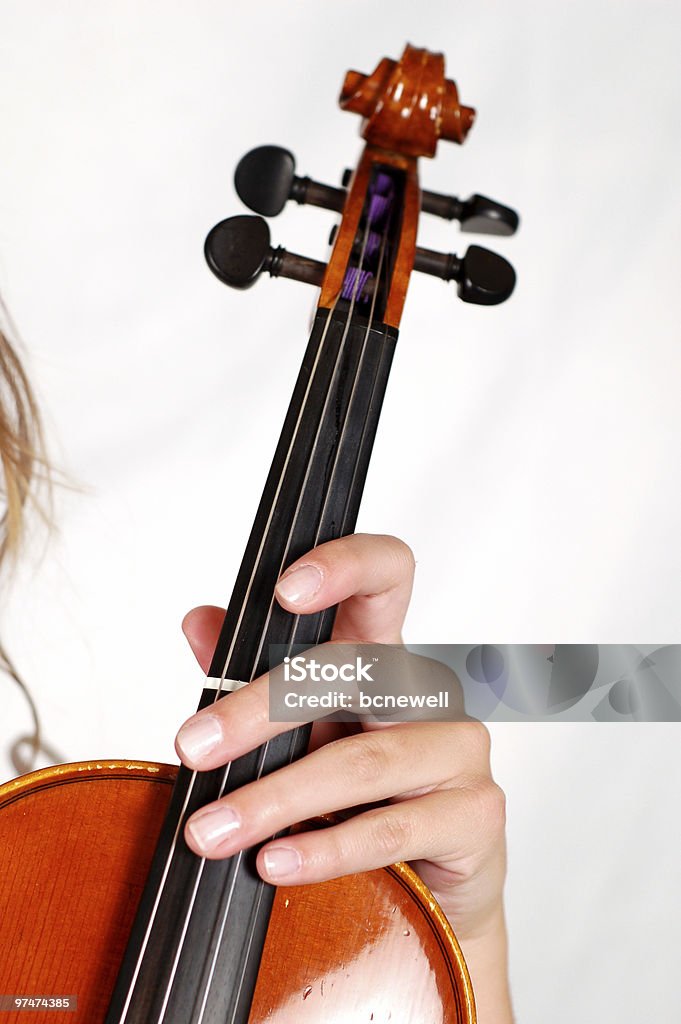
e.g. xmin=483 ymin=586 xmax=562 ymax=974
xmin=174 ymin=534 xmax=508 ymax=951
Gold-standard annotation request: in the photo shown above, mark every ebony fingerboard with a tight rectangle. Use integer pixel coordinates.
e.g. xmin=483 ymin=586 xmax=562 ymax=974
xmin=106 ymin=307 xmax=397 ymax=1024
xmin=208 ymin=305 xmax=398 ymax=679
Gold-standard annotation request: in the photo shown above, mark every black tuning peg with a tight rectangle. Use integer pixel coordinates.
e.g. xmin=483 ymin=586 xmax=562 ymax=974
xmin=340 ymin=170 xmax=519 ymax=236
xmin=204 ymin=214 xmax=326 ymax=289
xmin=234 ymin=146 xmax=346 ymax=217
xmin=414 ymin=244 xmax=516 ymax=305
xmin=205 ymin=218 xmax=515 ymax=305
xmin=421 ymin=190 xmax=519 ymax=236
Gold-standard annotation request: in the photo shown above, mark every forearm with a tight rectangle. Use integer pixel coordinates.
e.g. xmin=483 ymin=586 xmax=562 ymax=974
xmin=458 ymin=905 xmax=514 ymax=1024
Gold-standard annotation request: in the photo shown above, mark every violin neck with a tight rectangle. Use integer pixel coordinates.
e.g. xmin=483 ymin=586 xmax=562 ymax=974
xmin=105 ymin=305 xmax=397 ymax=1024
xmin=208 ymin=304 xmax=398 ymax=684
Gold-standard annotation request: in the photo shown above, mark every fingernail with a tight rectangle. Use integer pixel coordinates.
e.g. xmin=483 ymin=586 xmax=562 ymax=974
xmin=186 ymin=805 xmax=240 ymax=853
xmin=275 ymin=564 xmax=323 ymax=605
xmin=175 ymin=714 xmax=223 ymax=763
xmin=263 ymin=845 xmax=302 ymax=879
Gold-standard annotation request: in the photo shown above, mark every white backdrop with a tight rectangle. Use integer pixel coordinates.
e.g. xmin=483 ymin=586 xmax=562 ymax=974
xmin=2 ymin=2 xmax=680 ymax=1021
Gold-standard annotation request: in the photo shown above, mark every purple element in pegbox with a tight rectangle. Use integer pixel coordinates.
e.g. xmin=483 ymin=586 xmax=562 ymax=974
xmin=341 ymin=169 xmax=394 ymax=303
xmin=373 ymin=172 xmax=394 ymax=194
xmin=341 ymin=267 xmax=373 ymax=302
xmin=367 ymin=171 xmax=395 ymax=227
xmin=366 ymin=231 xmax=382 ymax=259
xmin=368 ymin=193 xmax=391 ymax=226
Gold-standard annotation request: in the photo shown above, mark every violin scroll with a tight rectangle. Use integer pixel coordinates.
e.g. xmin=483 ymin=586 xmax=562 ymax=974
xmin=339 ymin=44 xmax=476 ymax=156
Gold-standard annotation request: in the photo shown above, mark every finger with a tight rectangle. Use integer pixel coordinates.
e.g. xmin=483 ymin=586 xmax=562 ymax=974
xmin=274 ymin=533 xmax=415 ymax=643
xmin=182 ymin=606 xmax=225 ymax=673
xmin=254 ymin=783 xmax=504 ymax=886
xmin=180 ymin=609 xmax=347 ymax=753
xmin=182 ymin=723 xmax=488 ymax=858
xmin=175 ymin=666 xmax=305 ymax=770
xmin=182 ymin=535 xmax=414 ymax=668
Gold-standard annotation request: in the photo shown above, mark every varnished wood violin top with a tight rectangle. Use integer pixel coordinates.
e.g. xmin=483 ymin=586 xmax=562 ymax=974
xmin=0 ymin=761 xmax=475 ymax=1023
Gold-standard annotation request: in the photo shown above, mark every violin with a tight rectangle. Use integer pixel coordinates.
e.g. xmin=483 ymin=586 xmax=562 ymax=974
xmin=0 ymin=44 xmax=518 ymax=1023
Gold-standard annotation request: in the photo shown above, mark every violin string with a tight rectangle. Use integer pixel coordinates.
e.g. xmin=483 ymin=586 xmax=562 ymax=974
xmin=193 ymin=204 xmax=380 ymax=1024
xmin=152 ymin=302 xmax=343 ymax=1024
xmin=203 ymin=182 xmax=395 ymax=1024
xmin=239 ymin=174 xmax=394 ymax=686
xmin=211 ymin=200 xmax=393 ymax=1024
xmin=118 ymin=304 xmax=339 ymax=1024
xmin=191 ymin=188 xmax=393 ymax=1019
xmin=123 ymin=169 xmax=388 ymax=1024
xmin=230 ymin=176 xmax=385 ymax=703
xmin=154 ymin=202 xmax=375 ymax=1021
xmin=288 ymin=204 xmax=390 ymax=651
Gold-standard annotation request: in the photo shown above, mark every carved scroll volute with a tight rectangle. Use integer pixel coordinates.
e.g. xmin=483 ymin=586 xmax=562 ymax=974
xmin=339 ymin=44 xmax=476 ymax=158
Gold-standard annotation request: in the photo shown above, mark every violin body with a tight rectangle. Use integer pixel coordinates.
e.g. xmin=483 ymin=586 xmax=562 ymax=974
xmin=0 ymin=762 xmax=474 ymax=1023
